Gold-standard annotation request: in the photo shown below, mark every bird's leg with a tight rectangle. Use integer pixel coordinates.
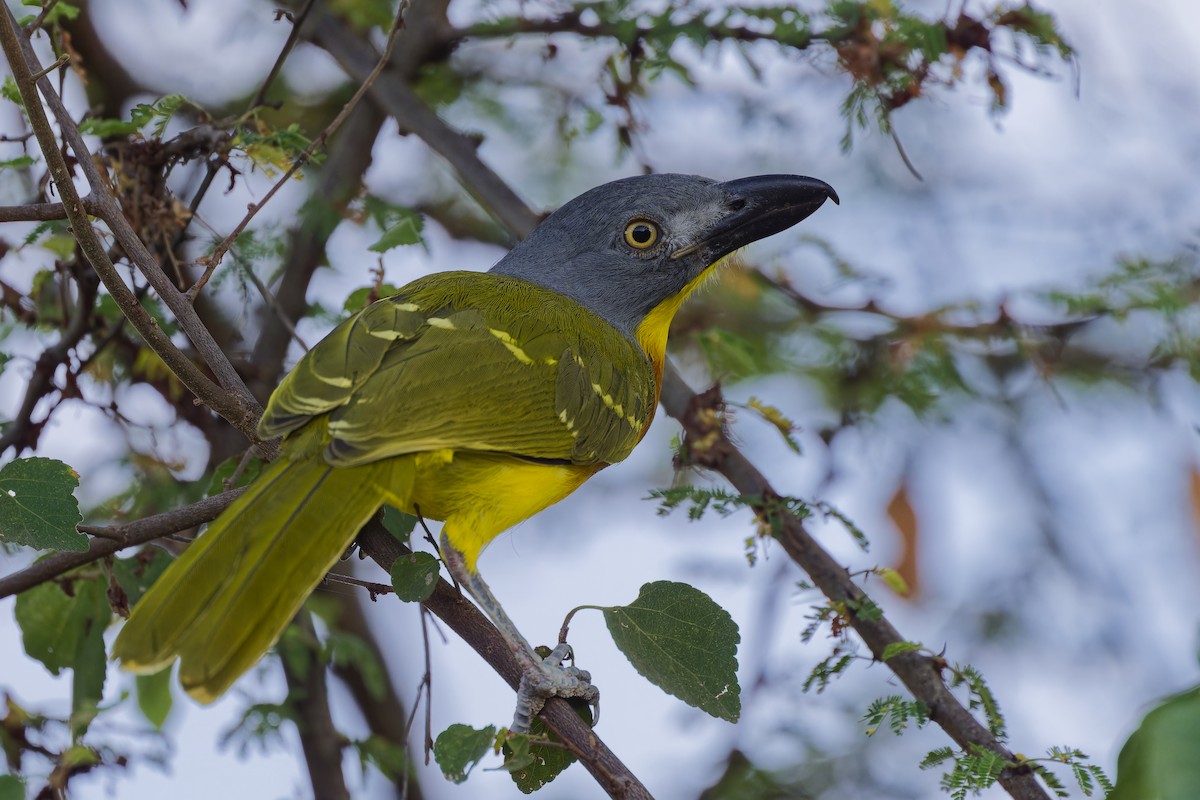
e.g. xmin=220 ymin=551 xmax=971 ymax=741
xmin=439 ymin=533 xmax=598 ymax=734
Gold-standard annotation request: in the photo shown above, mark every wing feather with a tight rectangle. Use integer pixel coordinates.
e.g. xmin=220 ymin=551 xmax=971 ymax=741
xmin=260 ymin=271 xmax=656 ymax=467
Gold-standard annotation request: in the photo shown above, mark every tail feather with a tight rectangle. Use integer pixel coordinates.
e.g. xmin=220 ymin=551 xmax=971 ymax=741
xmin=114 ymin=450 xmax=414 ymax=703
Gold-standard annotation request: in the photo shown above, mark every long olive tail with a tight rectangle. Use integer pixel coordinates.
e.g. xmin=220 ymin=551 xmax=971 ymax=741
xmin=113 ymin=451 xmax=411 ymax=703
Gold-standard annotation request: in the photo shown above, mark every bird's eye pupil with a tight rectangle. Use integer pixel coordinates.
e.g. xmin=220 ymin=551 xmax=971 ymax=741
xmin=624 ymin=220 xmax=659 ymax=250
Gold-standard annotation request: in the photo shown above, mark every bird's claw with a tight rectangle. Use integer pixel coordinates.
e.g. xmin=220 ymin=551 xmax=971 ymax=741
xmin=510 ymin=643 xmax=599 ymax=734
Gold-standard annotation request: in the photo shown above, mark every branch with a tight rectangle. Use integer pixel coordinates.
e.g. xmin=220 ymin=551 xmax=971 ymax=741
xmin=355 ymin=523 xmax=652 ymax=800
xmin=0 ymin=488 xmax=244 ymax=600
xmin=325 ymin=569 xmax=427 ymax=800
xmin=0 ymin=5 xmax=268 ymax=447
xmin=0 ymin=259 xmax=97 ymax=456
xmin=282 ymin=611 xmax=352 ymax=800
xmin=310 ymin=13 xmax=543 ymax=240
xmin=0 ymin=201 xmax=71 ymax=222
xmin=658 ymin=372 xmax=1052 ymax=800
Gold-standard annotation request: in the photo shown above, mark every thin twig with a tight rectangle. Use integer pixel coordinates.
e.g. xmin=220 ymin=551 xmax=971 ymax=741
xmin=322 ymin=571 xmax=391 ymax=597
xmin=28 ymin=52 xmax=68 ymax=82
xmin=248 ymin=0 xmax=316 ymax=112
xmin=190 ymin=0 xmax=411 ymax=297
xmin=22 ymin=0 xmax=61 ymax=36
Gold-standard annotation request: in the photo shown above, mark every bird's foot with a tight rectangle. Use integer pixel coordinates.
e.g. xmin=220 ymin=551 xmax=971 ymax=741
xmin=510 ymin=643 xmax=598 ymax=735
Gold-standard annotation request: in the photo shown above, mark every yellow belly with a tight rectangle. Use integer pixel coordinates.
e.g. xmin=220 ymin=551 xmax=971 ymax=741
xmin=400 ymin=450 xmax=601 ymax=571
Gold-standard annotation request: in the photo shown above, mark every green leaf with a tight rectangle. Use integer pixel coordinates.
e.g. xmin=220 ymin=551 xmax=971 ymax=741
xmin=353 ymin=734 xmax=412 ymax=782
xmin=14 ymin=571 xmax=109 ymax=736
xmin=206 ymin=453 xmax=265 ymax=496
xmin=137 ymin=668 xmax=174 ymax=729
xmin=1112 ymin=686 xmax=1200 ymax=800
xmin=0 ymin=155 xmax=36 ymax=170
xmin=328 ymin=0 xmax=395 ymax=30
xmin=14 ymin=574 xmax=110 ymax=675
xmin=368 ymin=209 xmax=424 ymax=252
xmin=433 ymin=723 xmax=495 ymax=783
xmin=504 ymin=703 xmax=590 ymax=793
xmin=602 ymin=581 xmax=741 ymax=722
xmin=878 ymin=566 xmax=910 ymax=595
xmin=0 ymin=457 xmax=85 ymax=551
xmin=1 ymin=76 xmax=23 ymax=108
xmin=0 ymin=775 xmax=24 ymax=800
xmin=342 ymin=284 xmax=399 ymax=314
xmin=111 ymin=548 xmax=173 ymax=607
xmin=71 ymin=596 xmax=107 ymax=733
xmin=325 ymin=630 xmax=388 ymax=700
xmin=390 ymin=552 xmax=440 ymax=602
xmin=79 ymin=116 xmax=141 ymax=138
xmin=21 ymin=0 xmax=80 ymax=24
xmin=381 ymin=504 xmax=417 ymax=540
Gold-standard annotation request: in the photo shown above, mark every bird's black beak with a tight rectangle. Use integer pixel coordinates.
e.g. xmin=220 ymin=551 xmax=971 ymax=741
xmin=672 ymin=174 xmax=839 ymax=262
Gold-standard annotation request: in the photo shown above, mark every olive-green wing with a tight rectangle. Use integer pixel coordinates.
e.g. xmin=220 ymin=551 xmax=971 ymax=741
xmin=260 ymin=272 xmax=655 ymax=467
xmin=258 ymin=295 xmax=426 ymax=438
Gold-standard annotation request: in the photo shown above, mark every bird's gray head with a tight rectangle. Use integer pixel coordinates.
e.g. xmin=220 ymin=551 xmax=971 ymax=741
xmin=490 ymin=173 xmax=838 ymax=337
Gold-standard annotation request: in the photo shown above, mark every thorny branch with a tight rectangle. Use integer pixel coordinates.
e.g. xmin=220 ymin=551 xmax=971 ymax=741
xmin=659 ymin=377 xmax=1052 ymax=800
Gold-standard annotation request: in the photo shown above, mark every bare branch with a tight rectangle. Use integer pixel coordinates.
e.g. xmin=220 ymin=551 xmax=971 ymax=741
xmin=0 ymin=201 xmax=70 ymax=222
xmin=311 ymin=14 xmax=542 ymax=240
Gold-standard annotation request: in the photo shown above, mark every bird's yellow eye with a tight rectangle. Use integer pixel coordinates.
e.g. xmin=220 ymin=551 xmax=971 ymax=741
xmin=623 ymin=220 xmax=660 ymax=250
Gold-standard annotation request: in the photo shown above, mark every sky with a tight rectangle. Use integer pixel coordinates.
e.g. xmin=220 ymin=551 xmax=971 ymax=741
xmin=3 ymin=0 xmax=1200 ymax=798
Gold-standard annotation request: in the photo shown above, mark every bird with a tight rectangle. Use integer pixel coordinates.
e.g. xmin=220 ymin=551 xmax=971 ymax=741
xmin=112 ymin=172 xmax=838 ymax=730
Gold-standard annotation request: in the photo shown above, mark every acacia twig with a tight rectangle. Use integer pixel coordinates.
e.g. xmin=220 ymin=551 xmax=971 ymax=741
xmin=658 ymin=373 xmax=1051 ymax=800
